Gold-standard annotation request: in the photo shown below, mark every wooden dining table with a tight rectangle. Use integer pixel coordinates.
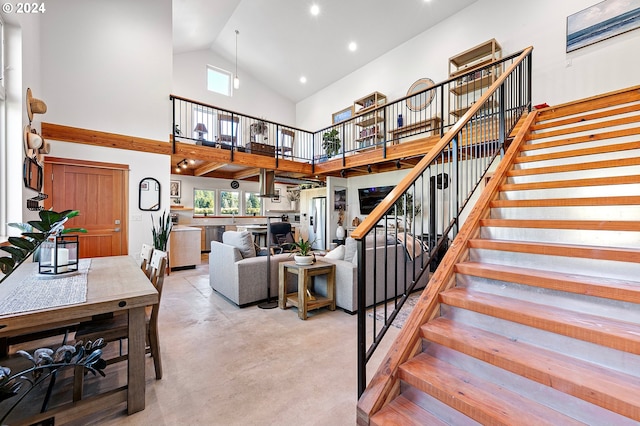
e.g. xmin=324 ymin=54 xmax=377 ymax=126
xmin=0 ymin=255 xmax=158 ymax=423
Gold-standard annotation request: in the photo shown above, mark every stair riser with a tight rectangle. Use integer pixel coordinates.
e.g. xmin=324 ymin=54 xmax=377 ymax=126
xmin=480 ymin=227 xmax=640 ymax=249
xmin=469 ymin=248 xmax=638 ymax=281
xmin=522 ymin=133 xmax=640 ymax=155
xmin=499 ymin=183 xmax=640 ymax=200
xmin=513 ymin=149 xmax=640 ymax=169
xmin=491 ymin=205 xmax=640 ymax=221
xmin=506 ymin=165 xmax=640 ymax=184
xmin=399 ymin=386 xmax=481 ymax=426
xmin=455 ymin=274 xmax=640 ymax=324
xmin=438 ymin=305 xmax=640 ymax=378
xmin=422 ymin=342 xmax=639 ymax=426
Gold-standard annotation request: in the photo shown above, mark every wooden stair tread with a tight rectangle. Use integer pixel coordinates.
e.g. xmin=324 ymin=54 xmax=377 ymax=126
xmin=490 ymin=195 xmax=640 ymax=208
xmin=455 ymin=261 xmax=640 ymax=304
xmin=530 ymin=103 xmax=640 ymax=132
xmin=528 ymin=117 xmax=640 ymax=141
xmin=370 ymin=395 xmax=449 ymax=426
xmin=506 ymin=156 xmax=640 ymax=177
xmin=422 ymin=318 xmax=640 ymax=420
xmin=500 ymin=174 xmax=640 ymax=191
xmin=515 ymin=140 xmax=640 ymax=164
xmin=479 ymin=218 xmax=640 ymax=232
xmin=439 ymin=287 xmax=640 ymax=354
xmin=400 ymin=353 xmax=586 ymax=426
xmin=468 ymin=238 xmax=640 ymax=263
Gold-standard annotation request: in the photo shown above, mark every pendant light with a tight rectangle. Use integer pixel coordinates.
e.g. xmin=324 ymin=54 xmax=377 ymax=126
xmin=234 ymin=30 xmax=240 ymax=90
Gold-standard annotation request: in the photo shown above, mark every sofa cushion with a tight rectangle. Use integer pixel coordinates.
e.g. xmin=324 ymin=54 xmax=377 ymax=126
xmin=343 ymin=237 xmax=357 ymax=263
xmin=222 ymin=231 xmax=256 ymax=259
xmin=324 ymin=244 xmax=345 ymax=260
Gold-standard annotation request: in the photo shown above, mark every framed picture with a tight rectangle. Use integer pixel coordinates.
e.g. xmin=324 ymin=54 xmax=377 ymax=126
xmin=272 ymin=189 xmax=281 ymax=203
xmin=170 ymin=180 xmax=181 ymax=198
xmin=140 ymin=181 xmax=149 ymax=191
xmin=332 ymin=106 xmax=354 ymax=124
xmin=567 ymin=0 xmax=640 ymax=52
xmin=334 ymin=188 xmax=346 ymax=211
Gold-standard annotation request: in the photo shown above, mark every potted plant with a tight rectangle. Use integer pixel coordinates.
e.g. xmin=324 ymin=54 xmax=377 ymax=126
xmin=151 ymin=211 xmax=172 ymax=251
xmin=291 ymin=237 xmax=315 ymax=265
xmin=286 ymin=189 xmax=300 ymax=210
xmin=322 ymin=129 xmax=341 ymax=158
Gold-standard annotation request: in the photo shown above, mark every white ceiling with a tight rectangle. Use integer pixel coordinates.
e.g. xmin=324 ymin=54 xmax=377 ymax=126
xmin=173 ymin=0 xmax=478 ymax=103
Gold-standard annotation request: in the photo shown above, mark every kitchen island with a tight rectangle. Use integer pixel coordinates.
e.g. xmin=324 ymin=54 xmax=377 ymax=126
xmin=169 ymin=225 xmax=201 ymax=270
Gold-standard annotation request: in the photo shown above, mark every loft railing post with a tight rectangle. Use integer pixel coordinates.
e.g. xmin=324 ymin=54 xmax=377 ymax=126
xmin=382 ymin=106 xmax=387 ymax=158
xmin=452 ymin=135 xmax=460 ymax=237
xmin=357 ymin=237 xmax=367 ymax=397
xmin=439 ymin=84 xmax=446 ymax=136
xmin=275 ymin=124 xmax=280 ymax=168
xmin=341 ymin=122 xmax=346 ymax=167
xmin=170 ymin=95 xmax=176 ymax=154
xmin=498 ymin=84 xmax=506 ymax=149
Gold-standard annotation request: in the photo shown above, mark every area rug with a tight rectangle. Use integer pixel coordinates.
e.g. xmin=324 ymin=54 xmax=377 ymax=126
xmin=367 ymin=291 xmax=421 ymax=329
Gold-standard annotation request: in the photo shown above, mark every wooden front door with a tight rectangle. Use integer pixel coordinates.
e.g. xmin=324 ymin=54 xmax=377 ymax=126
xmin=44 ymin=157 xmax=128 ymax=258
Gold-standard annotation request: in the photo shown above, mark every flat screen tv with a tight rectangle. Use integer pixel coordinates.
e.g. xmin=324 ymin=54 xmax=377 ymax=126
xmin=358 ymin=185 xmax=394 ymax=214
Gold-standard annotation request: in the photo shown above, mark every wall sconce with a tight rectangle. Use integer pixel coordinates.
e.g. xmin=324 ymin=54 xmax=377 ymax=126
xmin=39 ymin=235 xmax=79 ymax=275
xmin=194 ymin=123 xmax=208 ymax=140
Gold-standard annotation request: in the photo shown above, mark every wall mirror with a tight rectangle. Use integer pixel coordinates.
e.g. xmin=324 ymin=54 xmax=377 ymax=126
xmin=23 ymin=157 xmax=43 ymax=192
xmin=406 ymin=78 xmax=435 ymax=111
xmin=139 ymin=177 xmax=161 ymax=211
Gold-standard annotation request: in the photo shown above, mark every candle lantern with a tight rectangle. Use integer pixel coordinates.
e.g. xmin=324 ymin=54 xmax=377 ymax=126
xmin=38 ymin=235 xmax=79 ymax=275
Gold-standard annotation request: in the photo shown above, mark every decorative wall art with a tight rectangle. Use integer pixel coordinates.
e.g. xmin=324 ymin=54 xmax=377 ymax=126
xmin=567 ymin=0 xmax=640 ymax=52
xmin=332 ymin=106 xmax=354 ymax=124
xmin=170 ymin=180 xmax=181 ymax=198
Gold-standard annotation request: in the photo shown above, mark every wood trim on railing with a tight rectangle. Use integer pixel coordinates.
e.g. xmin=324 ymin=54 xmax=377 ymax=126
xmin=351 ymin=46 xmax=533 ymax=240
xmin=356 ymin=110 xmax=539 ymax=425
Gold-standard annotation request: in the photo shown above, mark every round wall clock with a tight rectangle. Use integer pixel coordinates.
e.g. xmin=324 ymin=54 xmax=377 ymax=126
xmin=230 ymin=180 xmax=240 ymax=189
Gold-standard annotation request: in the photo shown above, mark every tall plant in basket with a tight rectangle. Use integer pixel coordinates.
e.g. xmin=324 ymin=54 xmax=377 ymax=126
xmin=151 ymin=211 xmax=172 ymax=251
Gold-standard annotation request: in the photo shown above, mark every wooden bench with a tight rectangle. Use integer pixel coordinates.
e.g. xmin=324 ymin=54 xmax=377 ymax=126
xmin=388 ymin=117 xmax=442 ymax=143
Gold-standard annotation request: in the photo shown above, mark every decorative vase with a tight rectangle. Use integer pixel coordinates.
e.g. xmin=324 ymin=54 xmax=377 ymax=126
xmin=290 ymin=200 xmax=298 ymax=211
xmin=397 ymin=114 xmax=403 ymax=128
xmin=336 ymin=225 xmax=346 ymax=240
xmin=294 ymin=254 xmax=314 ymax=265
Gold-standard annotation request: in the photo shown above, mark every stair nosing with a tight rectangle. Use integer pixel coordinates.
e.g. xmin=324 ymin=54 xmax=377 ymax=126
xmin=479 ymin=218 xmax=640 ymax=232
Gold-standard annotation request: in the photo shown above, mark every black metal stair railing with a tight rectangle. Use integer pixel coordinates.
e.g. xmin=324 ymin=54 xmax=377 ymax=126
xmin=351 ymin=47 xmax=533 ymax=397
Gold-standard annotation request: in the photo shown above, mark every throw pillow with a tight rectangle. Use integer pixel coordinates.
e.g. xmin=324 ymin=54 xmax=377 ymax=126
xmin=343 ymin=237 xmax=357 ymax=263
xmin=222 ymin=231 xmax=256 ymax=259
xmin=324 ymin=244 xmax=345 ymax=260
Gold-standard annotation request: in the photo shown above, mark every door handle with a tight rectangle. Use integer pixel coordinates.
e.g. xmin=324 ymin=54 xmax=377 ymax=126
xmin=114 ymin=227 xmax=121 ymax=232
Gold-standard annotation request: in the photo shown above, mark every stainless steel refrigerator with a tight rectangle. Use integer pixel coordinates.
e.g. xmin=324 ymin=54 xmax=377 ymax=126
xmin=308 ymin=196 xmax=326 ymax=250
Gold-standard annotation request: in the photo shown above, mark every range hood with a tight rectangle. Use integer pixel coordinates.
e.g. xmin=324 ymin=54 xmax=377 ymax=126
xmin=258 ymin=169 xmax=276 ymax=197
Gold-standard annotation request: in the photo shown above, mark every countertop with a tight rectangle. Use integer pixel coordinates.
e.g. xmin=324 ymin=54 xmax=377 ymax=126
xmin=171 ymin=225 xmax=201 ymax=232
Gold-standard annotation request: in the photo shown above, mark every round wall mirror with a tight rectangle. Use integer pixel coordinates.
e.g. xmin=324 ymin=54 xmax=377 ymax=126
xmin=139 ymin=177 xmax=161 ymax=211
xmin=406 ymin=78 xmax=435 ymax=111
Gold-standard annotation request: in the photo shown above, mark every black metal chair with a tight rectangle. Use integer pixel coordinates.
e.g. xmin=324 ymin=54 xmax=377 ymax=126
xmin=269 ymin=222 xmax=296 ymax=253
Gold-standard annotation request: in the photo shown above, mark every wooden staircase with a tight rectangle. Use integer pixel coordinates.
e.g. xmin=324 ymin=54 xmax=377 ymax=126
xmin=358 ymin=86 xmax=640 ymax=425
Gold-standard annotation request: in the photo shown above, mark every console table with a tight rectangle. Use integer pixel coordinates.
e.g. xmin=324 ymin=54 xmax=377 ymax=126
xmin=278 ymin=261 xmax=336 ymax=320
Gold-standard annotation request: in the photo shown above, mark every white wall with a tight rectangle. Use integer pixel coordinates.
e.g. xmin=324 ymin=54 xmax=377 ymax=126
xmin=296 ymin=0 xmax=640 ymax=130
xmin=173 ymin=49 xmax=296 ymax=126
xmin=39 ymin=0 xmax=172 ymax=141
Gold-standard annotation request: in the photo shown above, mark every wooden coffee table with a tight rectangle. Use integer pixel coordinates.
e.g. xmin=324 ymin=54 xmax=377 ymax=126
xmin=278 ymin=260 xmax=336 ymax=320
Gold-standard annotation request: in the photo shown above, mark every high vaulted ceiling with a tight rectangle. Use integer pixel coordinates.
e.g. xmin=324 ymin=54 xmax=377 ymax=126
xmin=173 ymin=0 xmax=478 ymax=103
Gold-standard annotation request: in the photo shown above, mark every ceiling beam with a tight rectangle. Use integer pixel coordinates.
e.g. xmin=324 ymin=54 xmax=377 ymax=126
xmin=233 ymin=167 xmax=261 ymax=180
xmin=194 ymin=162 xmax=228 ymax=176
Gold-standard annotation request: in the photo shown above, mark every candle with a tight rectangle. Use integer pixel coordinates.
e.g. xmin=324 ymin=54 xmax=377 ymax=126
xmin=56 ymin=248 xmax=69 ymax=273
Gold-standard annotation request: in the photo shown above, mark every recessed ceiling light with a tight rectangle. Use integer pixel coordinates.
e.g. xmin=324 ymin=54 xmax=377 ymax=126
xmin=348 ymin=41 xmax=357 ymax=52
xmin=310 ymin=4 xmax=320 ymax=16
xmin=300 ymin=76 xmax=307 ymax=84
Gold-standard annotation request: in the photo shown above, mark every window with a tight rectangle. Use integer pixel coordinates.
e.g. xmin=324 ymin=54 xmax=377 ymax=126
xmin=194 ymin=189 xmax=216 ymax=216
xmin=207 ymin=65 xmax=232 ymax=97
xmin=245 ymin=192 xmax=262 ymax=215
xmin=220 ymin=191 xmax=239 ymax=215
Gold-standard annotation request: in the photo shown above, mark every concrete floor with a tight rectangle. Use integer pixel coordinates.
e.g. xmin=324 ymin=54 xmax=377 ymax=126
xmin=91 ymin=259 xmax=399 ymax=425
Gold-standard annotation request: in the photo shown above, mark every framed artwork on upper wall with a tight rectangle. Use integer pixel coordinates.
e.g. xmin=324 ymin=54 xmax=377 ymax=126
xmin=567 ymin=0 xmax=640 ymax=52
xmin=170 ymin=180 xmax=181 ymax=198
xmin=332 ymin=106 xmax=354 ymax=124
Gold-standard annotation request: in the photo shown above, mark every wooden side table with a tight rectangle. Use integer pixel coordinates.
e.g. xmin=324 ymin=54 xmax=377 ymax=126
xmin=278 ymin=260 xmax=336 ymax=320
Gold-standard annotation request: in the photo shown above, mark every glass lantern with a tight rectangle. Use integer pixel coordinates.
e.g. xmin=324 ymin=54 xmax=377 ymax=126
xmin=38 ymin=235 xmax=79 ymax=275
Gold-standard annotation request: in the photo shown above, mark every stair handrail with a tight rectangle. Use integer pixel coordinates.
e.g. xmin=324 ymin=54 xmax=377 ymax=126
xmin=355 ymin=73 xmax=536 ymax=426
